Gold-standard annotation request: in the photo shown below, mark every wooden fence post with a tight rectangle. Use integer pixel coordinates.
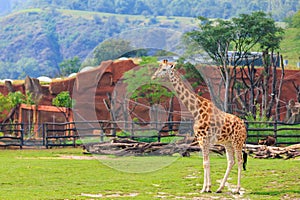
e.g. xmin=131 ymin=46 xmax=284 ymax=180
xmin=274 ymin=120 xmax=277 ymax=141
xmin=42 ymin=123 xmax=45 ymax=146
xmin=44 ymin=123 xmax=49 ymax=149
xmin=131 ymin=121 xmax=134 ymax=139
xmin=20 ymin=123 xmax=24 ymax=148
xmin=100 ymin=126 xmax=104 ymax=142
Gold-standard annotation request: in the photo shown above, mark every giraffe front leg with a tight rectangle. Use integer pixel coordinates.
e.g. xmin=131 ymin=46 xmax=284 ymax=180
xmin=201 ymin=146 xmax=211 ymax=193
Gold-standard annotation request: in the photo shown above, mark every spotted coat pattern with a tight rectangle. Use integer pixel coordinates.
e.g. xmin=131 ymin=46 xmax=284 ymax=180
xmin=151 ymin=60 xmax=247 ymax=194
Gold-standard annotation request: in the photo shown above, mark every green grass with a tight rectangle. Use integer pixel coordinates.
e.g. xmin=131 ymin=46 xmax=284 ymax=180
xmin=280 ymin=27 xmax=300 ymax=68
xmin=0 ymin=148 xmax=299 ymax=199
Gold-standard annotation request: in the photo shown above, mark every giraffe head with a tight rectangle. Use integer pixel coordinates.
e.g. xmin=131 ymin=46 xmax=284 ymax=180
xmin=151 ymin=59 xmax=175 ymax=80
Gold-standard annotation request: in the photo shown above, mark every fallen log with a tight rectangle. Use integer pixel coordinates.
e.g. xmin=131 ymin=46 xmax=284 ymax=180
xmin=84 ymin=139 xmax=300 ymax=159
xmin=245 ymin=143 xmax=300 ymax=159
xmin=83 ymin=137 xmax=225 ymax=156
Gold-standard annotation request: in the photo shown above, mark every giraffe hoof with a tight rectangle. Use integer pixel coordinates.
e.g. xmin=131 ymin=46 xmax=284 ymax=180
xmin=200 ymin=189 xmax=212 ymax=193
xmin=216 ymin=190 xmax=222 ymax=193
xmin=232 ymin=190 xmax=240 ymax=195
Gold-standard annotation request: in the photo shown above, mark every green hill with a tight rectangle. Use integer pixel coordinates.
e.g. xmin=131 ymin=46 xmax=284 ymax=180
xmin=281 ymin=27 xmax=300 ymax=67
xmin=0 ymin=8 xmax=195 ymax=79
xmin=3 ymin=0 xmax=300 ymax=21
xmin=0 ymin=7 xmax=299 ymax=79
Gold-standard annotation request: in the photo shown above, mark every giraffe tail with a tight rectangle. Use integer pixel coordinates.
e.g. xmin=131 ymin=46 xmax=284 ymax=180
xmin=242 ymin=150 xmax=248 ymax=171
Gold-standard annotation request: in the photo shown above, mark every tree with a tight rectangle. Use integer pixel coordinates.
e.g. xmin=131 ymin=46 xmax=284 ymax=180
xmin=176 ymin=58 xmax=204 ymax=92
xmin=59 ymin=56 xmax=81 ymax=76
xmin=0 ymin=91 xmax=34 ymax=122
xmin=123 ymin=57 xmax=174 ymax=106
xmin=52 ymin=91 xmax=74 ymax=109
xmin=291 ymin=10 xmax=300 ymax=28
xmin=122 ymin=57 xmax=175 ymax=123
xmin=232 ymin=12 xmax=284 ymax=118
xmin=185 ymin=16 xmax=235 ymax=112
xmin=7 ymin=91 xmax=26 ymax=108
xmin=0 ymin=93 xmax=13 ymax=120
xmin=52 ymin=91 xmax=74 ymax=122
xmin=185 ymin=11 xmax=284 ymax=115
xmin=92 ymin=39 xmax=133 ymax=65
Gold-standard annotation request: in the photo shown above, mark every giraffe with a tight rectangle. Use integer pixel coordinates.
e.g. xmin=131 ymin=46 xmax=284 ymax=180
xmin=151 ymin=60 xmax=247 ymax=194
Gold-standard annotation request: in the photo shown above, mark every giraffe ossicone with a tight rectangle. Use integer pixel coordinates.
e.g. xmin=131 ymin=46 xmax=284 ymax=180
xmin=152 ymin=60 xmax=247 ymax=194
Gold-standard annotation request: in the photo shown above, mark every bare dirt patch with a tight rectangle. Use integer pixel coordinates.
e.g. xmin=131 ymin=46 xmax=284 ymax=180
xmin=81 ymin=192 xmax=139 ymax=198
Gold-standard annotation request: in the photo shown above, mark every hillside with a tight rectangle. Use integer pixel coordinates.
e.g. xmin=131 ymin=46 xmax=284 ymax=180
xmin=0 ymin=8 xmax=195 ymax=79
xmin=280 ymin=27 xmax=300 ymax=67
xmin=0 ymin=6 xmax=299 ymax=79
xmin=3 ymin=0 xmax=300 ymax=21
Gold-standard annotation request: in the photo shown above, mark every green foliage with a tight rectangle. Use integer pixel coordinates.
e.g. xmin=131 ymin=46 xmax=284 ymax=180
xmin=245 ymin=103 xmax=270 ymax=143
xmin=52 ymin=91 xmax=74 ymax=108
xmin=185 ymin=11 xmax=284 ymax=66
xmin=0 ymin=93 xmax=13 ymax=119
xmin=0 ymin=91 xmax=34 ymax=119
xmin=290 ymin=10 xmax=300 ymax=28
xmin=232 ymin=12 xmax=284 ymax=52
xmin=7 ymin=91 xmax=25 ymax=107
xmin=123 ymin=57 xmax=174 ymax=105
xmin=280 ymin=27 xmax=300 ymax=66
xmin=0 ymin=58 xmax=40 ymax=79
xmin=24 ymin=91 xmax=35 ymax=105
xmin=0 ymin=5 xmax=299 ymax=79
xmin=59 ymin=56 xmax=81 ymax=76
xmin=91 ymin=39 xmax=133 ymax=65
xmin=6 ymin=0 xmax=300 ymax=21
xmin=138 ymin=56 xmax=157 ymax=65
xmin=176 ymin=58 xmax=204 ymax=90
xmin=245 ymin=103 xmax=269 ymax=123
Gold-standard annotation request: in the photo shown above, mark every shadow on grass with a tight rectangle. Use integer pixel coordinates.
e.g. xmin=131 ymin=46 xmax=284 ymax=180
xmin=251 ymin=190 xmax=300 ymax=196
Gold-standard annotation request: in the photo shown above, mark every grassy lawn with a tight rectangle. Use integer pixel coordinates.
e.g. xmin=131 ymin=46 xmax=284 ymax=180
xmin=0 ymin=148 xmax=299 ymax=199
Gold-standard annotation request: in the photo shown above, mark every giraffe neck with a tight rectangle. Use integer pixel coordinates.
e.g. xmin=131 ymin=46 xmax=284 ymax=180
xmin=167 ymin=69 xmax=199 ymax=113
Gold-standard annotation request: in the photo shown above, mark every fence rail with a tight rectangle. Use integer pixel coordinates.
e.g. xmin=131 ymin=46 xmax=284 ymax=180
xmin=0 ymin=123 xmax=24 ymax=148
xmin=245 ymin=121 xmax=300 ymax=145
xmin=0 ymin=120 xmax=299 ymax=148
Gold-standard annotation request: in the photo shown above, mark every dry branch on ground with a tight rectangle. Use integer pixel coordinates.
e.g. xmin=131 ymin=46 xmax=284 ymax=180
xmin=83 ymin=137 xmax=225 ymax=156
xmin=246 ymin=144 xmax=300 ymax=159
xmin=83 ymin=138 xmax=300 ymax=159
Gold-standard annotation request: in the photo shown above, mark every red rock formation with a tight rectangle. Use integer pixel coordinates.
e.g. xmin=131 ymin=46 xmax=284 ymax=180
xmin=0 ymin=60 xmax=300 ymax=124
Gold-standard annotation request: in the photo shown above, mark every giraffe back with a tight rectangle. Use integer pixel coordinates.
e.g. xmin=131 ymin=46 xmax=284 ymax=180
xmin=193 ymin=96 xmax=247 ymax=147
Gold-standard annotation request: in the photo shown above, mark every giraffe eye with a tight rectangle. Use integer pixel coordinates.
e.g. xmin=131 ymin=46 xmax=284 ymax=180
xmin=162 ymin=68 xmax=166 ymax=71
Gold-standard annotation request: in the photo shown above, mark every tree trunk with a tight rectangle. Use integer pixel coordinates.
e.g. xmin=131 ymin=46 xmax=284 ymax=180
xmin=261 ymin=50 xmax=270 ymax=118
xmin=275 ymin=54 xmax=285 ymax=121
xmin=266 ymin=51 xmax=277 ymax=118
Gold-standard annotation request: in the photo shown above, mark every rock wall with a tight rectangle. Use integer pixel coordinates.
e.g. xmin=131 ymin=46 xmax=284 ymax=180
xmin=1 ymin=60 xmax=300 ymax=123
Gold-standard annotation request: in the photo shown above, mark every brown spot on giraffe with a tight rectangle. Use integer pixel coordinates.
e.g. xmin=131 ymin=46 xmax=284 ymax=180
xmin=185 ymin=90 xmax=189 ymax=98
xmin=189 ymin=105 xmax=195 ymax=111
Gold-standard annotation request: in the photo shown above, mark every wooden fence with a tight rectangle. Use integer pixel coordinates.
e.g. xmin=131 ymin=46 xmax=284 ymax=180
xmin=0 ymin=121 xmax=299 ymax=148
xmin=43 ymin=120 xmax=193 ymax=148
xmin=245 ymin=121 xmax=300 ymax=145
xmin=0 ymin=123 xmax=24 ymax=148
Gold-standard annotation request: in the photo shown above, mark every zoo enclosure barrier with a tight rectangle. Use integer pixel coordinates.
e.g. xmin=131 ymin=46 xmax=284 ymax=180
xmin=0 ymin=123 xmax=24 ymax=148
xmin=0 ymin=121 xmax=299 ymax=148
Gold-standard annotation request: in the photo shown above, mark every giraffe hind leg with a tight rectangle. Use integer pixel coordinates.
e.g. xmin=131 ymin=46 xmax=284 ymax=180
xmin=216 ymin=144 xmax=235 ymax=193
xmin=234 ymin=148 xmax=243 ymax=194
